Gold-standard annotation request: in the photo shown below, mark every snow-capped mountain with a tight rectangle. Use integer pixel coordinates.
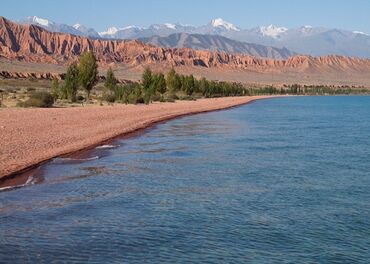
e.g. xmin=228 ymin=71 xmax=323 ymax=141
xmin=192 ymin=18 xmax=240 ymax=35
xmin=210 ymin=18 xmax=240 ymax=31
xmin=99 ymin=23 xmax=196 ymax=39
xmin=21 ymin=16 xmax=370 ymax=58
xmin=20 ymin=16 xmax=99 ymax=38
xmin=258 ymin=25 xmax=288 ymax=38
xmin=140 ymin=33 xmax=295 ymax=59
xmin=28 ymin=16 xmax=50 ymax=27
xmin=73 ymin=23 xmax=100 ymax=38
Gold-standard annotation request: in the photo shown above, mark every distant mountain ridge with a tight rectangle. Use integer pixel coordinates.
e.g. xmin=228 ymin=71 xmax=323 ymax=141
xmin=2 ymin=16 xmax=370 ymax=77
xmin=19 ymin=16 xmax=370 ymax=58
xmin=140 ymin=33 xmax=295 ymax=59
xmin=2 ymin=16 xmax=370 ymax=87
xmin=20 ymin=16 xmax=100 ymax=38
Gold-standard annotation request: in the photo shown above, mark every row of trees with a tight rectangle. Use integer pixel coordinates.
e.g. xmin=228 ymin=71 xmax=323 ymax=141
xmin=52 ymin=51 xmax=370 ymax=106
xmin=242 ymin=84 xmax=370 ymax=96
xmin=103 ymin=67 xmax=247 ymax=104
xmin=52 ymin=51 xmax=98 ymax=102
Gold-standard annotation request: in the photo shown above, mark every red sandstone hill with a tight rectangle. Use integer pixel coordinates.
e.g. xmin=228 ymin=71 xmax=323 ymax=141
xmin=1 ymin=16 xmax=370 ymax=75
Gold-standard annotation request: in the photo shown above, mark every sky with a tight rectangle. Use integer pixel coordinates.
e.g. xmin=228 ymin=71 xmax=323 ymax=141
xmin=2 ymin=0 xmax=370 ymax=33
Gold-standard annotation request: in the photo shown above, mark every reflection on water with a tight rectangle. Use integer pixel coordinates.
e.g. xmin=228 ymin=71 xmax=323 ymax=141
xmin=1 ymin=96 xmax=370 ymax=263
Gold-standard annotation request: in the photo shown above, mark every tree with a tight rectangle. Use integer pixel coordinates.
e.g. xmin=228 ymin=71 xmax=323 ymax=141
xmin=51 ymin=77 xmax=60 ymax=99
xmin=154 ymin=73 xmax=166 ymax=95
xmin=78 ymin=51 xmax=98 ymax=99
xmin=142 ymin=67 xmax=152 ymax=92
xmin=184 ymin=75 xmax=195 ymax=95
xmin=144 ymin=85 xmax=155 ymax=105
xmin=199 ymin=77 xmax=209 ymax=96
xmin=166 ymin=68 xmax=181 ymax=94
xmin=105 ymin=67 xmax=117 ymax=91
xmin=64 ymin=62 xmax=79 ymax=102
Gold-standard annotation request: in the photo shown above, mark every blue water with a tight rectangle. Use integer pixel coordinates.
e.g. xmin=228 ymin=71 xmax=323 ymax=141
xmin=1 ymin=96 xmax=370 ymax=263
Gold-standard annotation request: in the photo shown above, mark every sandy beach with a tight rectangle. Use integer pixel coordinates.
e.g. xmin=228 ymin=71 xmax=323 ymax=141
xmin=0 ymin=96 xmax=275 ymax=181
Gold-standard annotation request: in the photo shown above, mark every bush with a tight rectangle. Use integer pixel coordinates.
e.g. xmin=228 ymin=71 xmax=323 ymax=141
xmin=151 ymin=94 xmax=161 ymax=102
xmin=26 ymin=87 xmax=36 ymax=92
xmin=135 ymin=97 xmax=145 ymax=104
xmin=167 ymin=94 xmax=179 ymax=100
xmin=102 ymin=93 xmax=116 ymax=103
xmin=77 ymin=95 xmax=85 ymax=102
xmin=165 ymin=97 xmax=176 ymax=103
xmin=19 ymin=91 xmax=54 ymax=108
xmin=179 ymin=95 xmax=196 ymax=101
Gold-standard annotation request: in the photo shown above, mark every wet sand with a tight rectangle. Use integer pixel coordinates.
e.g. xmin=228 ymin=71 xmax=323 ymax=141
xmin=0 ymin=96 xmax=276 ymax=181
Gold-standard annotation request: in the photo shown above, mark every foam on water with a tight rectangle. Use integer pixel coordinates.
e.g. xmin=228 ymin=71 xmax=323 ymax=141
xmin=96 ymin=144 xmax=120 ymax=149
xmin=52 ymin=156 xmax=100 ymax=163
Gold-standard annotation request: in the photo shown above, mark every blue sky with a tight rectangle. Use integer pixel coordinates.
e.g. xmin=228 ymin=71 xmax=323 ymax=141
xmin=2 ymin=0 xmax=370 ymax=33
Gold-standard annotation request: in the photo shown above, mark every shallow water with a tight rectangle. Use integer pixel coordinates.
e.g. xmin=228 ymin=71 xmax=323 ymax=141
xmin=1 ymin=96 xmax=370 ymax=263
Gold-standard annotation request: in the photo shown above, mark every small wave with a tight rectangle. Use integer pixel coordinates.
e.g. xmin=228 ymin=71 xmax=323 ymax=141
xmin=52 ymin=156 xmax=100 ymax=163
xmin=96 ymin=144 xmax=120 ymax=149
xmin=0 ymin=175 xmax=36 ymax=192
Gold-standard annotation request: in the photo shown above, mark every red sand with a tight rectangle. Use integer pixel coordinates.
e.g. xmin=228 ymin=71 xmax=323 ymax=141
xmin=0 ymin=96 xmax=275 ymax=180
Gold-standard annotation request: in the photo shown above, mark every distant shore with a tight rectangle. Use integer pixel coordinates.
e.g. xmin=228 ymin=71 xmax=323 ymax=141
xmin=0 ymin=96 xmax=278 ymax=183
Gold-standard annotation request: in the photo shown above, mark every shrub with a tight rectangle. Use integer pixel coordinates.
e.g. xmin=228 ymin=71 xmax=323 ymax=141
xmin=19 ymin=91 xmax=54 ymax=108
xmin=26 ymin=87 xmax=36 ymax=92
xmin=165 ymin=97 xmax=176 ymax=103
xmin=151 ymin=94 xmax=161 ymax=102
xmin=105 ymin=67 xmax=117 ymax=91
xmin=167 ymin=93 xmax=179 ymax=100
xmin=179 ymin=95 xmax=196 ymax=101
xmin=77 ymin=95 xmax=85 ymax=102
xmin=102 ymin=93 xmax=116 ymax=103
xmin=51 ymin=77 xmax=59 ymax=99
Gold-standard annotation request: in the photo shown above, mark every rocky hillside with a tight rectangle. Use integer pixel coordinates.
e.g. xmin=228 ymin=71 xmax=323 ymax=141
xmin=1 ymin=16 xmax=370 ymax=75
xmin=140 ymin=33 xmax=294 ymax=59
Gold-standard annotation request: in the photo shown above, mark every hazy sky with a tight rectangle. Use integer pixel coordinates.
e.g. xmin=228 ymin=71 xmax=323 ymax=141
xmin=2 ymin=0 xmax=370 ymax=33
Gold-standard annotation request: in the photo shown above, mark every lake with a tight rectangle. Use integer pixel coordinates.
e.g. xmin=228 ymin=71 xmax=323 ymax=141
xmin=1 ymin=96 xmax=370 ymax=263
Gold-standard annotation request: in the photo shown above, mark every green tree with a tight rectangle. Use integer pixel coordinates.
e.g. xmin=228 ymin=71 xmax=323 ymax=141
xmin=184 ymin=75 xmax=195 ymax=95
xmin=78 ymin=51 xmax=98 ymax=99
xmin=51 ymin=77 xmax=60 ymax=99
xmin=105 ymin=67 xmax=117 ymax=92
xmin=166 ymin=68 xmax=181 ymax=94
xmin=154 ymin=73 xmax=166 ymax=95
xmin=142 ymin=67 xmax=152 ymax=92
xmin=64 ymin=62 xmax=79 ymax=102
xmin=199 ymin=77 xmax=209 ymax=96
xmin=131 ymin=84 xmax=144 ymax=104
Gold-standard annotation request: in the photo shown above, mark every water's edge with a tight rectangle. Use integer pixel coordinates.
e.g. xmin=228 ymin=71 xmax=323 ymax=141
xmin=0 ymin=96 xmax=280 ymax=189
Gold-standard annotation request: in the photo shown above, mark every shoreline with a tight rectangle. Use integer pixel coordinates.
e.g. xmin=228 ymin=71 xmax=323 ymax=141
xmin=0 ymin=96 xmax=280 ymax=186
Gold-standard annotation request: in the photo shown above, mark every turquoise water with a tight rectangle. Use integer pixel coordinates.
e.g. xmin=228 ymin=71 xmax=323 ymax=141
xmin=1 ymin=96 xmax=370 ymax=263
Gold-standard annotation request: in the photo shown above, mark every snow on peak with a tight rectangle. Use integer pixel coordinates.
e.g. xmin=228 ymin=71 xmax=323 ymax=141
xmin=73 ymin=23 xmax=82 ymax=30
xmin=259 ymin=24 xmax=288 ymax=38
xmin=300 ymin=25 xmax=314 ymax=33
xmin=28 ymin=16 xmax=51 ymax=27
xmin=211 ymin=18 xmax=240 ymax=31
xmin=99 ymin=25 xmax=142 ymax=36
xmin=164 ymin=23 xmax=176 ymax=29
xmin=121 ymin=25 xmax=141 ymax=30
xmin=100 ymin=27 xmax=119 ymax=35
xmin=353 ymin=31 xmax=369 ymax=36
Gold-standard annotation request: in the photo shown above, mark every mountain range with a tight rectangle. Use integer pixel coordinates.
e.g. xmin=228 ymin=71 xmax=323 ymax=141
xmin=1 ymin=15 xmax=370 ymax=87
xmin=139 ymin=33 xmax=294 ymax=59
xmin=20 ymin=16 xmax=370 ymax=58
xmin=2 ymin=15 xmax=370 ymax=78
